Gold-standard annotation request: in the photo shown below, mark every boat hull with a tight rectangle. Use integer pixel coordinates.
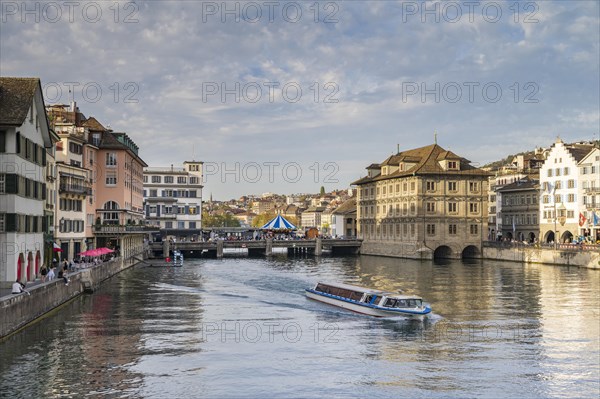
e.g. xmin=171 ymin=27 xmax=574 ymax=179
xmin=305 ymin=290 xmax=430 ymax=318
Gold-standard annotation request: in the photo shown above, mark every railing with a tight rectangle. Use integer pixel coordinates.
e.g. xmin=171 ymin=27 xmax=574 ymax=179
xmin=95 ymin=225 xmax=160 ymax=234
xmin=59 ymin=184 xmax=92 ymax=195
xmin=584 ymin=187 xmax=600 ymax=194
xmin=483 ymin=240 xmax=600 ymax=251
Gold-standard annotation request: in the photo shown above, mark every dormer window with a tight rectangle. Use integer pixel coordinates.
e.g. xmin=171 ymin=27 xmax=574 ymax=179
xmin=399 ymin=163 xmax=404 ymax=171
xmin=448 ymin=161 xmax=458 ymax=170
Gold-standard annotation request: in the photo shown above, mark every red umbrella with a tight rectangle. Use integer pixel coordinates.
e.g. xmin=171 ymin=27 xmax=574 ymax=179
xmin=97 ymin=247 xmax=115 ymax=255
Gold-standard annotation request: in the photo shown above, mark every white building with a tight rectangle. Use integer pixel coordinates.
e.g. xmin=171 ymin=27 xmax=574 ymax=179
xmin=539 ymin=139 xmax=595 ymax=244
xmin=578 ymin=147 xmax=600 ymax=241
xmin=0 ymin=77 xmax=53 ymax=285
xmin=144 ymin=161 xmax=203 ymax=235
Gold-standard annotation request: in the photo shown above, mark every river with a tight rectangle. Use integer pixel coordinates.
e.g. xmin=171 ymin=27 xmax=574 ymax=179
xmin=1 ymin=255 xmax=598 ymax=398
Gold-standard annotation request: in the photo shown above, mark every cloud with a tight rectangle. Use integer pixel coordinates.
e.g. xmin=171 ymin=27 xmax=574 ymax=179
xmin=1 ymin=0 xmax=598 ymax=198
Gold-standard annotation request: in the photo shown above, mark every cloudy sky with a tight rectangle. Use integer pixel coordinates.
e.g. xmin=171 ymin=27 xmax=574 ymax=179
xmin=1 ymin=0 xmax=598 ymax=199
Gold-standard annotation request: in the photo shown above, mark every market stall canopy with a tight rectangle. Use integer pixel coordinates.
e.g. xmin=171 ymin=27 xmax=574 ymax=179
xmin=260 ymin=215 xmax=297 ymax=230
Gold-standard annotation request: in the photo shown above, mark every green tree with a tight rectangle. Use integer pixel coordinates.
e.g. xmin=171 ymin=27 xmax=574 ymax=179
xmin=252 ymin=212 xmax=276 ymax=228
xmin=320 ymin=186 xmax=325 ymax=195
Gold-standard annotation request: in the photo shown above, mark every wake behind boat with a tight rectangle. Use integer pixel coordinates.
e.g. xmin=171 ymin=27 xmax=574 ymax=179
xmin=305 ymin=281 xmax=431 ymax=317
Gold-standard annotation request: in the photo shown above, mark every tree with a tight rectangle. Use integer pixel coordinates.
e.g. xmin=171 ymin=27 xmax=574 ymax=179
xmin=202 ymin=211 xmax=241 ymax=227
xmin=320 ymin=186 xmax=326 ymax=195
xmin=252 ymin=212 xmax=276 ymax=228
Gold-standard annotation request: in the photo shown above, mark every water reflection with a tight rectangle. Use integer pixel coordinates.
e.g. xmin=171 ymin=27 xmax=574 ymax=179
xmin=0 ymin=256 xmax=598 ymax=398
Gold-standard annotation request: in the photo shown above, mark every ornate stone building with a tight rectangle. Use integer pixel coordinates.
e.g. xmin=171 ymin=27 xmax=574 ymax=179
xmin=353 ymin=143 xmax=491 ymax=259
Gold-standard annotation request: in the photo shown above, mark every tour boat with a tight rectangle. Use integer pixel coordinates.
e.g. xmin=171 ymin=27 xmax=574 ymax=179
xmin=305 ymin=282 xmax=432 ymax=317
xmin=172 ymin=250 xmax=184 ymax=267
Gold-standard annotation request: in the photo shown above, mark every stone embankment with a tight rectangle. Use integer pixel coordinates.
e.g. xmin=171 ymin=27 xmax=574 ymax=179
xmin=0 ymin=254 xmax=142 ymax=339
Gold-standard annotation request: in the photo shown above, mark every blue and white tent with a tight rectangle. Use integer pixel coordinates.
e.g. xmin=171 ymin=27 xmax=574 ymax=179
xmin=260 ymin=215 xmax=297 ymax=230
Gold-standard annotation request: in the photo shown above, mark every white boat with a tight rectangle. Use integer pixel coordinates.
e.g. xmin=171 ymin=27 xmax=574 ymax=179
xmin=172 ymin=250 xmax=184 ymax=267
xmin=305 ymin=281 xmax=431 ymax=317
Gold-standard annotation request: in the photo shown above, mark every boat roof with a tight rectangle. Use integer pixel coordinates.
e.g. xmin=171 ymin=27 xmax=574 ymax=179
xmin=316 ymin=281 xmax=422 ymax=299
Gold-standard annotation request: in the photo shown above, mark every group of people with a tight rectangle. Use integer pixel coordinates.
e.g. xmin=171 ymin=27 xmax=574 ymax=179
xmin=11 ymin=259 xmax=71 ymax=295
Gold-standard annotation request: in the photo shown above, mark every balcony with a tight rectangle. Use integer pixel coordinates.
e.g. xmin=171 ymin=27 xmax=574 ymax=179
xmin=59 ymin=183 xmax=92 ymax=196
xmin=584 ymin=187 xmax=600 ymax=194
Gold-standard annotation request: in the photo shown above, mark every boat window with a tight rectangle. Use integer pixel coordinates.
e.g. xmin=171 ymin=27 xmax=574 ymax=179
xmin=315 ymin=284 xmax=327 ymax=293
xmin=408 ymin=299 xmax=416 ymax=307
xmin=373 ymin=297 xmax=382 ymax=305
xmin=365 ymin=295 xmax=373 ymax=303
xmin=397 ymin=299 xmax=407 ymax=308
xmin=384 ymin=298 xmax=397 ymax=307
xmin=416 ymin=299 xmax=422 ymax=307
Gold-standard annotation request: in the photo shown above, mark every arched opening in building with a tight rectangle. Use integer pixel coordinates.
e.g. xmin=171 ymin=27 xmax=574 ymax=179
xmin=35 ymin=251 xmax=41 ymax=276
xmin=561 ymin=231 xmax=573 ymax=244
xmin=505 ymin=232 xmax=513 ymax=240
xmin=17 ymin=253 xmax=24 ymax=281
xmin=102 ymin=201 xmax=120 ymax=225
xmin=544 ymin=231 xmax=555 ymax=243
xmin=27 ymin=252 xmax=33 ymax=281
xmin=434 ymin=245 xmax=453 ymax=259
xmin=462 ymin=245 xmax=480 ymax=259
xmin=528 ymin=232 xmax=536 ymax=243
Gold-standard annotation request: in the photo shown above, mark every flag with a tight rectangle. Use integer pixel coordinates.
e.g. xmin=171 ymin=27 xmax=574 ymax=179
xmin=593 ymin=212 xmax=600 ymax=226
xmin=53 ymin=242 xmax=62 ymax=252
xmin=512 ymin=216 xmax=516 ymax=233
xmin=546 ymin=182 xmax=554 ymax=193
xmin=578 ymin=212 xmax=587 ymax=227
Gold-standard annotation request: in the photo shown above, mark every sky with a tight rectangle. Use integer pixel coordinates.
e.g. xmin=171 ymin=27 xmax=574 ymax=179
xmin=1 ymin=0 xmax=599 ymax=200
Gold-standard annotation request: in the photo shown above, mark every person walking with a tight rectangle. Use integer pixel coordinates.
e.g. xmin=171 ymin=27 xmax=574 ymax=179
xmin=40 ymin=265 xmax=48 ymax=282
xmin=47 ymin=267 xmax=56 ymax=281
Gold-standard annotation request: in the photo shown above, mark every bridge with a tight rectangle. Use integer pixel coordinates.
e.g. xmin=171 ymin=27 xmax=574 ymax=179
xmin=149 ymin=238 xmax=362 ymax=258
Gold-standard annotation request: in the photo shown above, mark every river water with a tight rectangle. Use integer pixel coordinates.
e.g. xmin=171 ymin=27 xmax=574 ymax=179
xmin=1 ymin=255 xmax=599 ymax=398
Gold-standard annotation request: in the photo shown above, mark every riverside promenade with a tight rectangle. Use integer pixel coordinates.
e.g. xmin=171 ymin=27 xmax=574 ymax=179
xmin=0 ymin=253 xmax=144 ymax=339
xmin=483 ymin=241 xmax=600 ymax=269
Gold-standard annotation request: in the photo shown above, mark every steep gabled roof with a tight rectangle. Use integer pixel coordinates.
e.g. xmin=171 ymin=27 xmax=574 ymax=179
xmin=565 ymin=144 xmax=594 ymax=163
xmin=82 ymin=117 xmax=107 ymax=132
xmin=0 ymin=77 xmax=39 ymax=125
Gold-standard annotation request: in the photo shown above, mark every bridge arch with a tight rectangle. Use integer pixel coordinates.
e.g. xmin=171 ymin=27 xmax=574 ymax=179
xmin=434 ymin=245 xmax=453 ymax=260
xmin=461 ymin=245 xmax=480 ymax=259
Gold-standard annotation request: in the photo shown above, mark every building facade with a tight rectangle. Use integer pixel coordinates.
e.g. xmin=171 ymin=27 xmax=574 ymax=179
xmin=539 ymin=139 xmax=595 ymax=244
xmin=0 ymin=77 xmax=53 ymax=285
xmin=353 ymin=144 xmax=490 ymax=259
xmin=496 ymin=177 xmax=540 ymax=242
xmin=578 ymin=147 xmax=600 ymax=241
xmin=143 ymin=162 xmax=204 ymax=235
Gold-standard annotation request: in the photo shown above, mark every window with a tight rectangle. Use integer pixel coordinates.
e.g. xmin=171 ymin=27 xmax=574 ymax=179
xmin=555 ymin=168 xmax=561 ymax=176
xmin=189 ymin=190 xmax=197 ymax=198
xmin=152 ymin=176 xmax=161 ymax=183
xmin=164 ymin=176 xmax=174 ymax=184
xmin=564 ymin=167 xmax=569 ymax=175
xmin=0 ymin=214 xmax=4 ymax=232
xmin=543 ymin=195 xmax=550 ymax=204
xmin=426 ymin=181 xmax=436 ymax=191
xmin=554 ymin=194 xmax=561 ymax=203
xmin=426 ymin=224 xmax=435 ymax=235
xmin=165 ymin=221 xmax=173 ymax=228
xmin=469 ymin=182 xmax=479 ymax=192
xmin=426 ymin=202 xmax=435 ymax=213
xmin=189 ymin=206 xmax=197 ymax=215
xmin=568 ymin=194 xmax=575 ymax=203
xmin=69 ymin=142 xmax=82 ymax=154
xmin=448 ymin=181 xmax=457 ymax=192
xmin=150 ymin=189 xmax=157 ymax=197
xmin=178 ymin=221 xmax=185 ymax=229
xmin=410 ymin=202 xmax=415 ymax=214
xmin=106 ymin=152 xmax=117 ymax=166
xmin=555 ymin=181 xmax=562 ymax=189
xmin=0 ymin=174 xmax=4 ymax=194
xmin=189 ymin=222 xmax=196 ymax=229
xmin=448 ymin=224 xmax=457 ymax=235
xmin=448 ymin=202 xmax=457 ymax=213
xmin=106 ymin=174 xmax=117 ymax=185
xmin=190 ymin=177 xmax=199 ymax=184
xmin=567 ymin=210 xmax=574 ymax=218
xmin=582 ymin=167 xmax=588 ymax=175
xmin=0 ymin=130 xmax=5 ymax=153
xmin=469 ymin=203 xmax=479 ymax=213
xmin=547 ymin=169 xmax=553 ymax=177
xmin=448 ymin=161 xmax=457 ymax=169
xmin=566 ymin=179 xmax=574 ymax=189
xmin=470 ymin=224 xmax=478 ymax=235
xmin=143 ymin=175 xmax=148 ymax=183
xmin=410 ymin=182 xmax=415 ymax=192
